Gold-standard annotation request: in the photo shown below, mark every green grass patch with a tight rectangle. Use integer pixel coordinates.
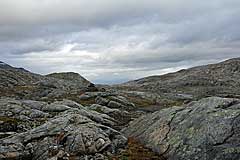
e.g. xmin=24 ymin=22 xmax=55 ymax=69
xmin=126 ymin=96 xmax=156 ymax=108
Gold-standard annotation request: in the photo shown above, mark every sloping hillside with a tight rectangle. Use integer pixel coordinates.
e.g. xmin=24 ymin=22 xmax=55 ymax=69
xmin=115 ymin=58 xmax=240 ymax=108
xmin=0 ymin=62 xmax=96 ymax=100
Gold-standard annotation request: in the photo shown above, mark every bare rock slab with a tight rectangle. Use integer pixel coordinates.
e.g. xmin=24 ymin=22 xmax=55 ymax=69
xmin=123 ymin=97 xmax=240 ymax=160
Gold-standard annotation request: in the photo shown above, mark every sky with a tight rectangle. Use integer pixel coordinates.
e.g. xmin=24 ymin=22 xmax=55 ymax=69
xmin=0 ymin=0 xmax=240 ymax=84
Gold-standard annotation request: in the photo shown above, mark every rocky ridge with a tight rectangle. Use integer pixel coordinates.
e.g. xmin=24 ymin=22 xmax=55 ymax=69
xmin=115 ymin=58 xmax=240 ymax=108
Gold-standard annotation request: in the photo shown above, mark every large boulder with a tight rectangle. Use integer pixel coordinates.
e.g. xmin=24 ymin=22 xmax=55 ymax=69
xmin=123 ymin=97 xmax=240 ymax=160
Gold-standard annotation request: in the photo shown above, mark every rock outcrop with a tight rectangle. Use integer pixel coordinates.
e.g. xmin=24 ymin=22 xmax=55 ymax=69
xmin=0 ymin=101 xmax=127 ymax=160
xmin=95 ymin=96 xmax=135 ymax=111
xmin=0 ymin=98 xmax=50 ymax=135
xmin=123 ymin=97 xmax=240 ymax=160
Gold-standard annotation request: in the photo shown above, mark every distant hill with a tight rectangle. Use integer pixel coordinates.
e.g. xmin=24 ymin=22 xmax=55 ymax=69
xmin=0 ymin=61 xmax=14 ymax=69
xmin=0 ymin=61 xmax=96 ymax=100
xmin=47 ymin=72 xmax=90 ymax=87
xmin=114 ymin=58 xmax=240 ymax=107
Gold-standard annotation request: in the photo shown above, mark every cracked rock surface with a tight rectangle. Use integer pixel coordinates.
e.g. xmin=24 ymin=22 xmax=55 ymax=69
xmin=0 ymin=98 xmax=128 ymax=160
xmin=123 ymin=97 xmax=240 ymax=160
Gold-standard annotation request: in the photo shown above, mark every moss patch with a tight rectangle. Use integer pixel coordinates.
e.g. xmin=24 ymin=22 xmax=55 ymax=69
xmin=126 ymin=96 xmax=156 ymax=108
xmin=111 ymin=137 xmax=166 ymax=160
xmin=0 ymin=116 xmax=19 ymax=124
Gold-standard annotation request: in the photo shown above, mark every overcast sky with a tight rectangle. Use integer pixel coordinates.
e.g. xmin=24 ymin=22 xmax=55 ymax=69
xmin=0 ymin=0 xmax=240 ymax=84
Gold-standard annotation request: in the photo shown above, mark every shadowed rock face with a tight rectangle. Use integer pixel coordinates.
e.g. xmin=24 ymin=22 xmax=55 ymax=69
xmin=123 ymin=97 xmax=240 ymax=160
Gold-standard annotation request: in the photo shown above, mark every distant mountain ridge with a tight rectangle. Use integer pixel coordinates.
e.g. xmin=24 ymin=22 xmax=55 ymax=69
xmin=117 ymin=57 xmax=240 ymax=101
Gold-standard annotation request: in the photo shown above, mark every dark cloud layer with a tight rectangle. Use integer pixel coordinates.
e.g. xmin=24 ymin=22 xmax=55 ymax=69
xmin=0 ymin=0 xmax=240 ymax=84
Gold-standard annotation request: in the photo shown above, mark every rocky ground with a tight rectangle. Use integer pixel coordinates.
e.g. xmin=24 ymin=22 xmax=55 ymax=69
xmin=1 ymin=58 xmax=240 ymax=160
xmin=0 ymin=93 xmax=137 ymax=159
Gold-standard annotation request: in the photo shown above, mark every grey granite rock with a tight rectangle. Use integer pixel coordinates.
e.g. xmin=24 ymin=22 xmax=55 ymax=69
xmin=89 ymin=104 xmax=127 ymax=115
xmin=0 ymin=98 xmax=50 ymax=133
xmin=95 ymin=96 xmax=135 ymax=111
xmin=123 ymin=97 xmax=240 ymax=160
xmin=41 ymin=104 xmax=71 ymax=112
xmin=51 ymin=99 xmax=84 ymax=109
xmin=95 ymin=96 xmax=109 ymax=106
xmin=0 ymin=108 xmax=127 ymax=160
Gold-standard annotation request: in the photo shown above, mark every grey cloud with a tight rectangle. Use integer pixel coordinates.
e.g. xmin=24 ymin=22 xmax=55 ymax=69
xmin=0 ymin=0 xmax=240 ymax=84
xmin=0 ymin=0 xmax=212 ymax=25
